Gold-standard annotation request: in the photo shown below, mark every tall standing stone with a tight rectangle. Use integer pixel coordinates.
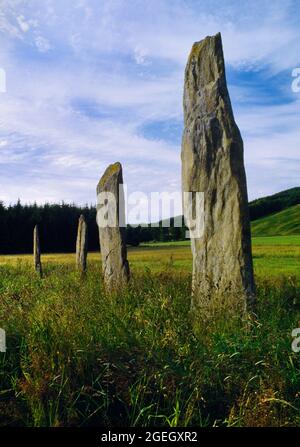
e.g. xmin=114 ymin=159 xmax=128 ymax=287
xmin=76 ymin=214 xmax=88 ymax=273
xmin=181 ymin=33 xmax=255 ymax=311
xmin=96 ymin=162 xmax=130 ymax=292
xmin=33 ymin=225 xmax=42 ymax=277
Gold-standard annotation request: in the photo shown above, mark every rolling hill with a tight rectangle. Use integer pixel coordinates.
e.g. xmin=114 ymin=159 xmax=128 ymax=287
xmin=157 ymin=187 xmax=300 ymax=238
xmin=251 ymin=204 xmax=300 ymax=236
xmin=249 ymin=187 xmax=300 ymax=221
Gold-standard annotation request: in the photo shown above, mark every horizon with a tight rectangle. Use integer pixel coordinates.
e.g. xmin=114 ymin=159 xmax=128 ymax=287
xmin=2 ymin=184 xmax=300 ymax=208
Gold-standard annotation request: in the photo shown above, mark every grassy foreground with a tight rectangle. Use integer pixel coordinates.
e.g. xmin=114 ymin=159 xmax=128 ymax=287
xmin=0 ymin=237 xmax=300 ymax=427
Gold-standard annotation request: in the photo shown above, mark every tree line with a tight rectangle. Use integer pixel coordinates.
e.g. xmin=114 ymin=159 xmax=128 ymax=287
xmin=0 ymin=187 xmax=299 ymax=254
xmin=0 ymin=201 xmax=186 ymax=254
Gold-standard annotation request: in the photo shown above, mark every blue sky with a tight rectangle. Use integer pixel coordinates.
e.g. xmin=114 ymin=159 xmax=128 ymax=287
xmin=0 ymin=0 xmax=299 ymax=216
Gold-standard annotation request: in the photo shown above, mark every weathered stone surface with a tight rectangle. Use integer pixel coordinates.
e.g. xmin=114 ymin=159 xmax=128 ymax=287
xmin=76 ymin=214 xmax=88 ymax=272
xmin=96 ymin=162 xmax=130 ymax=291
xmin=33 ymin=224 xmax=42 ymax=277
xmin=181 ymin=32 xmax=255 ymax=311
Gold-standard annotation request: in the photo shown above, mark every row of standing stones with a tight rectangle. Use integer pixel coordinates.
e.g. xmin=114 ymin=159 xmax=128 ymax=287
xmin=33 ymin=32 xmax=256 ymax=315
xmin=33 ymin=215 xmax=88 ymax=278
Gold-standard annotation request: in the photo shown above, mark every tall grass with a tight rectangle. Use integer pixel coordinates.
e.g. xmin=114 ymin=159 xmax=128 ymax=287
xmin=0 ymin=261 xmax=300 ymax=426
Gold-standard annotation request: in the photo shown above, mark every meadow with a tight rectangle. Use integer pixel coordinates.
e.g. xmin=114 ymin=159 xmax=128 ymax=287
xmin=0 ymin=236 xmax=300 ymax=427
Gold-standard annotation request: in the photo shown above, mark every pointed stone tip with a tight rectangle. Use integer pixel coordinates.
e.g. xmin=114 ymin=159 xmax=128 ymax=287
xmin=185 ymin=31 xmax=225 ymax=89
xmin=190 ymin=32 xmax=222 ymax=59
xmin=193 ymin=32 xmax=221 ymax=46
xmin=97 ymin=162 xmax=123 ymax=191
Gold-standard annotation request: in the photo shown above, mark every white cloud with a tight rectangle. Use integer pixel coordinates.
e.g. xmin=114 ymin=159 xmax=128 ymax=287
xmin=16 ymin=15 xmax=30 ymax=32
xmin=133 ymin=46 xmax=150 ymax=66
xmin=35 ymin=35 xmax=52 ymax=53
xmin=0 ymin=140 xmax=8 ymax=148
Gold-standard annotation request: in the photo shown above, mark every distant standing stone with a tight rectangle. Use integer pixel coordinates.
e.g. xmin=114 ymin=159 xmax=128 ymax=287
xmin=181 ymin=33 xmax=255 ymax=311
xmin=96 ymin=162 xmax=130 ymax=292
xmin=76 ymin=214 xmax=88 ymax=273
xmin=33 ymin=225 xmax=42 ymax=277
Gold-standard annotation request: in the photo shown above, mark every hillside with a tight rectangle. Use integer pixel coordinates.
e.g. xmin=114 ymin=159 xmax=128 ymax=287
xmin=249 ymin=187 xmax=300 ymax=221
xmin=251 ymin=204 xmax=300 ymax=236
xmin=157 ymin=187 xmax=300 ymax=238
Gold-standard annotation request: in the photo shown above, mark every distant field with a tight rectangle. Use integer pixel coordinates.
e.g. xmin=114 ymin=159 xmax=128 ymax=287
xmin=1 ymin=235 xmax=299 ymax=278
xmin=252 ymin=235 xmax=300 ymax=245
xmin=144 ymin=235 xmax=300 ymax=246
xmin=137 ymin=237 xmax=300 ymax=277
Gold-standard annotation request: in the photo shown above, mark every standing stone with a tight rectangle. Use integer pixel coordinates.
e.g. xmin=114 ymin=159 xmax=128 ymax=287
xmin=76 ymin=214 xmax=88 ymax=273
xmin=33 ymin=225 xmax=42 ymax=277
xmin=181 ymin=33 xmax=255 ymax=311
xmin=96 ymin=162 xmax=130 ymax=292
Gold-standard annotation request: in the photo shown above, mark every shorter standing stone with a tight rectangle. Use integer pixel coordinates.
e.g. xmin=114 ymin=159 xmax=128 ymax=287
xmin=76 ymin=214 xmax=88 ymax=273
xmin=96 ymin=162 xmax=130 ymax=292
xmin=33 ymin=225 xmax=42 ymax=277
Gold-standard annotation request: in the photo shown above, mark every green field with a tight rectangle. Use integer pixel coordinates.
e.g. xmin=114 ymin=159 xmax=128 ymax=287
xmin=0 ymin=236 xmax=300 ymax=427
xmin=1 ymin=235 xmax=300 ymax=278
